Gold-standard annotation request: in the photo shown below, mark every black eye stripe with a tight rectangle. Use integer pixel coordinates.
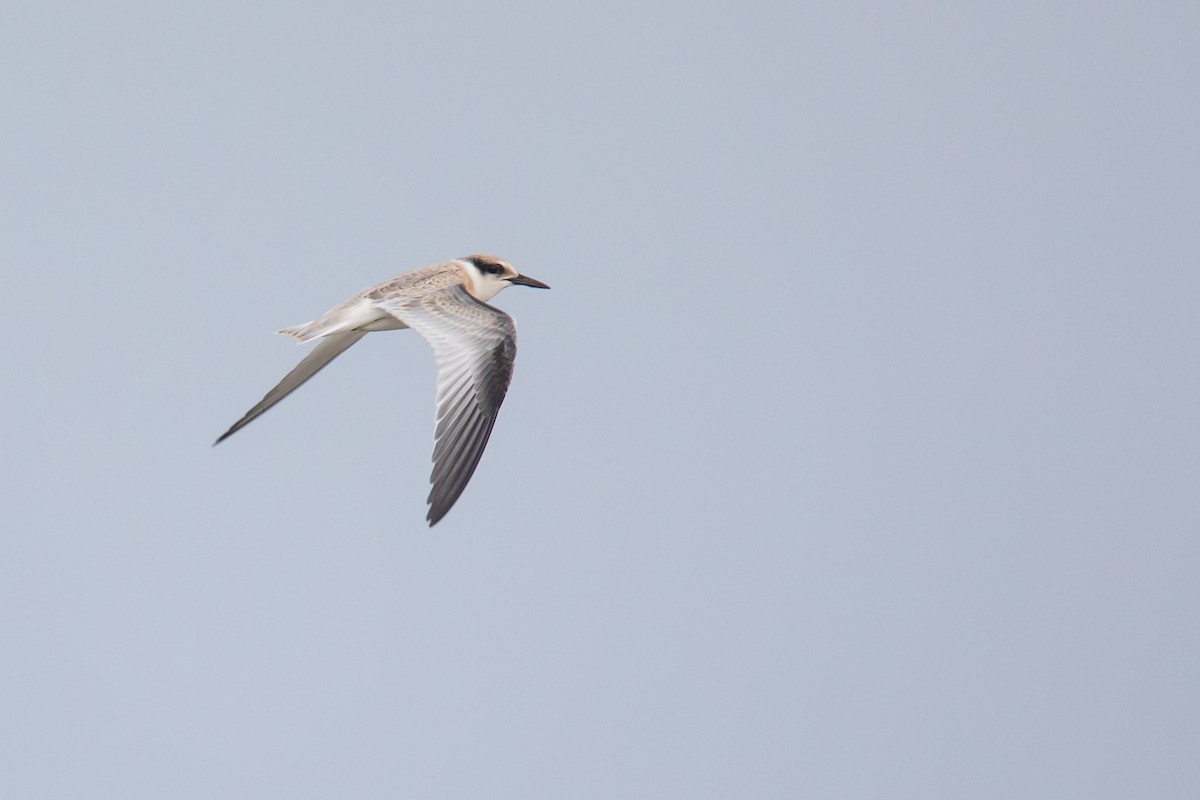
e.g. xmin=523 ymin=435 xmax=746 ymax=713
xmin=468 ymin=257 xmax=504 ymax=275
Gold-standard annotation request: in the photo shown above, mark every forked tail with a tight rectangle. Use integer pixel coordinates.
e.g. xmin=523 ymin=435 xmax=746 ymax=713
xmin=277 ymin=321 xmax=321 ymax=342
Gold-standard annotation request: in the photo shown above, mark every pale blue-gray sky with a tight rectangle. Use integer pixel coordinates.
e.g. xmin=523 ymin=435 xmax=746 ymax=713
xmin=2 ymin=2 xmax=1198 ymax=797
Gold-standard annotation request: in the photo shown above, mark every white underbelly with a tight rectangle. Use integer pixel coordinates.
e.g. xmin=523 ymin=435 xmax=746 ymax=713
xmin=359 ymin=316 xmax=408 ymax=331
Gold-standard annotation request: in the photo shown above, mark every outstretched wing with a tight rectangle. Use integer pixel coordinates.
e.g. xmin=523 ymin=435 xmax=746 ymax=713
xmin=377 ymin=285 xmax=517 ymax=526
xmin=214 ymin=331 xmax=368 ymax=444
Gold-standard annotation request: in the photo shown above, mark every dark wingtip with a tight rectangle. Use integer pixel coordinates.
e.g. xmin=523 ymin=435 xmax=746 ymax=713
xmin=213 ymin=424 xmax=239 ymax=446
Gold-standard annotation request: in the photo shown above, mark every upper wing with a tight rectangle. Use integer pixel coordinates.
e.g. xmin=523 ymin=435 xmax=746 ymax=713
xmin=215 ymin=331 xmax=368 ymax=444
xmin=376 ymin=285 xmax=517 ymax=526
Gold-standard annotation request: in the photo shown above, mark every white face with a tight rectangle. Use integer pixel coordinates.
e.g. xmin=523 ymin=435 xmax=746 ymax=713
xmin=460 ymin=256 xmax=518 ymax=302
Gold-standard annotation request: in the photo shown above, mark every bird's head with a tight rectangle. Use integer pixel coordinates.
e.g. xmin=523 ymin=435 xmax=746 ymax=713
xmin=459 ymin=254 xmax=550 ymax=301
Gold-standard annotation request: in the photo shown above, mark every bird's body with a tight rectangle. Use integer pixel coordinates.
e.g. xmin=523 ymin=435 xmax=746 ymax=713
xmin=215 ymin=255 xmax=550 ymax=525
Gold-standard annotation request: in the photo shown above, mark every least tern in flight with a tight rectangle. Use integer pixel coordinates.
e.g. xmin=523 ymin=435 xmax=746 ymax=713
xmin=215 ymin=254 xmax=550 ymax=526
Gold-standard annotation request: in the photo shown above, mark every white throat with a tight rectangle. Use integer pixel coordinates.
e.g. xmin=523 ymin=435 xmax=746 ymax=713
xmin=459 ymin=260 xmax=510 ymax=302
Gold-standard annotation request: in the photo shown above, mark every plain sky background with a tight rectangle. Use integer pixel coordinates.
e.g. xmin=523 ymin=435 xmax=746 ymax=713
xmin=2 ymin=2 xmax=1198 ymax=797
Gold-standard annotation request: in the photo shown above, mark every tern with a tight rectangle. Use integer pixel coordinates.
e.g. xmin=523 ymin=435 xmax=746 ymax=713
xmin=215 ymin=254 xmax=550 ymax=526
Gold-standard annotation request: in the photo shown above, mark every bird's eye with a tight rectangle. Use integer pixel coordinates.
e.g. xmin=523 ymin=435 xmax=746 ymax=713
xmin=468 ymin=257 xmax=505 ymax=276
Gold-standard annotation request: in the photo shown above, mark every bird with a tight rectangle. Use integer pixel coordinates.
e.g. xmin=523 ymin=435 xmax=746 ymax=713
xmin=215 ymin=254 xmax=550 ymax=526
